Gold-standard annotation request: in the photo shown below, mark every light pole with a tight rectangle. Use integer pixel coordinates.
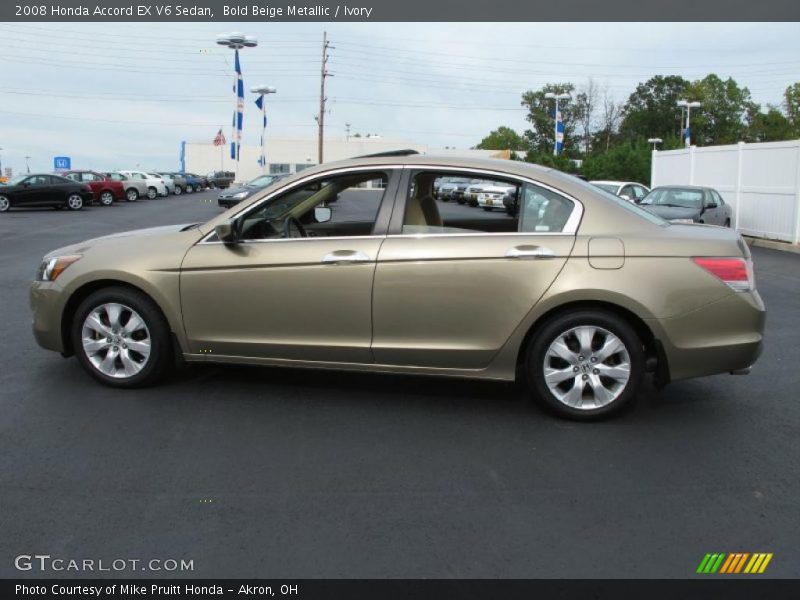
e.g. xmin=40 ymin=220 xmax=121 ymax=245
xmin=677 ymin=100 xmax=701 ymax=148
xmin=217 ymin=32 xmax=258 ymax=184
xmin=647 ymin=137 xmax=663 ymax=151
xmin=251 ymin=84 xmax=277 ymax=175
xmin=25 ymin=155 xmax=31 ymax=173
xmin=544 ymin=92 xmax=570 ymax=156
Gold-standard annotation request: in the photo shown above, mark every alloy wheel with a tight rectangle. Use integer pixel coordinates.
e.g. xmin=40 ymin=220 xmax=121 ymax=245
xmin=126 ymin=189 xmax=138 ymax=202
xmin=0 ymin=195 xmax=9 ymax=212
xmin=67 ymin=194 xmax=83 ymax=210
xmin=81 ymin=303 xmax=151 ymax=379
xmin=147 ymin=187 xmax=157 ymax=199
xmin=100 ymin=192 xmax=114 ymax=206
xmin=542 ymin=326 xmax=631 ymax=410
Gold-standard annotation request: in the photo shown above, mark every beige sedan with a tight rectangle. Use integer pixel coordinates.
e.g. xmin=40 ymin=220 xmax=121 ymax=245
xmin=30 ymin=152 xmax=765 ymax=420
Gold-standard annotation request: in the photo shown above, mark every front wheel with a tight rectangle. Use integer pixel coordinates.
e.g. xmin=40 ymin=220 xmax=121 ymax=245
xmin=0 ymin=195 xmax=10 ymax=212
xmin=126 ymin=188 xmax=139 ymax=202
xmin=146 ymin=187 xmax=157 ymax=199
xmin=193 ymin=184 xmax=202 ymax=193
xmin=525 ymin=310 xmax=644 ymax=420
xmin=174 ymin=186 xmax=182 ymax=195
xmin=66 ymin=194 xmax=84 ymax=211
xmin=72 ymin=287 xmax=173 ymax=388
xmin=99 ymin=191 xmax=114 ymax=206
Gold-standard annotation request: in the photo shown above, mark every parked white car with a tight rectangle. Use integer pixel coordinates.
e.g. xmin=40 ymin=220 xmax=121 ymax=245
xmin=150 ymin=173 xmax=177 ymax=195
xmin=477 ymin=184 xmax=516 ymax=211
xmin=119 ymin=171 xmax=168 ymax=199
xmin=590 ymin=180 xmax=650 ymax=203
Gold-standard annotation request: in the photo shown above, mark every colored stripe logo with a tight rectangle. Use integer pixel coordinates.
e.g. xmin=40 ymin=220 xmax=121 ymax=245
xmin=697 ymin=553 xmax=773 ymax=574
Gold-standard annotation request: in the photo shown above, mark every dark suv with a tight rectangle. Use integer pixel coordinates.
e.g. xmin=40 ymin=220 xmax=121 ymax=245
xmin=207 ymin=171 xmax=235 ymax=189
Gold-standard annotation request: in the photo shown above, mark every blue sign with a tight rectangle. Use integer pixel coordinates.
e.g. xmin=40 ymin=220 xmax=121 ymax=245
xmin=53 ymin=156 xmax=71 ymax=171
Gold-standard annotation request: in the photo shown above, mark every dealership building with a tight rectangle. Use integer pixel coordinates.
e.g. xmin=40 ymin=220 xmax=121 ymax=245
xmin=181 ymin=136 xmax=516 ymax=182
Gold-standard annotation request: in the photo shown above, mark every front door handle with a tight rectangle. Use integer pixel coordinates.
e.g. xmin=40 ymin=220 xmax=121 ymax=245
xmin=321 ymin=250 xmax=371 ymax=264
xmin=505 ymin=245 xmax=556 ymax=259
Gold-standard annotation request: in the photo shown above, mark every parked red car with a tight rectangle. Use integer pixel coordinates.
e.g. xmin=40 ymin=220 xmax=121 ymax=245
xmin=62 ymin=170 xmax=125 ymax=206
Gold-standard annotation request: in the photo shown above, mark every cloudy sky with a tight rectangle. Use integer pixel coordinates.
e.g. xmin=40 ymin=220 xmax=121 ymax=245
xmin=1 ymin=21 xmax=798 ymax=174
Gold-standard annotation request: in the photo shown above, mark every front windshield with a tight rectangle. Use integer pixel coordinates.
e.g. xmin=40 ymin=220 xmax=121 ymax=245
xmin=641 ymin=188 xmax=703 ymax=208
xmin=592 ymin=183 xmax=618 ymax=194
xmin=246 ymin=175 xmax=276 ymax=187
xmin=8 ymin=175 xmax=28 ymax=185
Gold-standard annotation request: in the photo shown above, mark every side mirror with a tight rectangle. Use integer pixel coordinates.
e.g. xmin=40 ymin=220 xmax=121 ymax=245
xmin=314 ymin=206 xmax=332 ymax=223
xmin=705 ymin=202 xmax=718 ymax=209
xmin=215 ymin=219 xmax=240 ymax=244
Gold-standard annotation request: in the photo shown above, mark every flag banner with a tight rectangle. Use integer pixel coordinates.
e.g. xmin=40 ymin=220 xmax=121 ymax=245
xmin=555 ymin=109 xmax=565 ymax=154
xmin=255 ymin=95 xmax=263 ymax=110
xmin=231 ymin=49 xmax=244 ymax=162
xmin=213 ymin=128 xmax=226 ymax=146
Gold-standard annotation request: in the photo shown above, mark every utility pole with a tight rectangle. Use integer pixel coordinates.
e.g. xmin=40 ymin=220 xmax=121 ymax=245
xmin=345 ymin=123 xmax=351 ymax=142
xmin=316 ymin=31 xmax=332 ymax=165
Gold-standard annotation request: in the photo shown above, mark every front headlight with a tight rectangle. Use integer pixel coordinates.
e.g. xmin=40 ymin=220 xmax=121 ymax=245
xmin=669 ymin=218 xmax=696 ymax=224
xmin=36 ymin=255 xmax=82 ymax=282
xmin=232 ymin=191 xmax=249 ymax=199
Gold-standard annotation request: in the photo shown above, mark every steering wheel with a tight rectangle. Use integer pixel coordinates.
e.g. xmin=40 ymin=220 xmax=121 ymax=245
xmin=283 ymin=216 xmax=307 ymax=238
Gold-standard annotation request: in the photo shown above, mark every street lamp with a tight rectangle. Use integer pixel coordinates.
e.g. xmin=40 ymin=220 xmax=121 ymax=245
xmin=251 ymin=84 xmax=277 ymax=175
xmin=24 ymin=155 xmax=31 ymax=173
xmin=217 ymin=32 xmax=258 ymax=184
xmin=647 ymin=137 xmax=663 ymax=151
xmin=544 ymin=92 xmax=571 ymax=156
xmin=676 ymin=100 xmax=701 ymax=148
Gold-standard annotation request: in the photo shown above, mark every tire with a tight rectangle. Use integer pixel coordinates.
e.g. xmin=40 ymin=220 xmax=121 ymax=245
xmin=724 ymin=218 xmax=731 ymax=228
xmin=99 ymin=191 xmax=114 ymax=206
xmin=71 ymin=287 xmax=173 ymax=388
xmin=146 ymin=187 xmax=157 ymax=200
xmin=0 ymin=195 xmax=9 ymax=212
xmin=66 ymin=194 xmax=84 ymax=211
xmin=174 ymin=186 xmax=182 ymax=196
xmin=456 ymin=197 xmax=466 ymax=205
xmin=193 ymin=184 xmax=202 ymax=193
xmin=524 ymin=309 xmax=644 ymax=421
xmin=126 ymin=188 xmax=139 ymax=202
xmin=482 ymin=206 xmax=492 ymax=211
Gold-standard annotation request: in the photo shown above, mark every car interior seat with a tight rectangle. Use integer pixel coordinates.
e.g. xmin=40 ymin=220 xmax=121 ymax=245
xmin=404 ymin=174 xmax=443 ymax=228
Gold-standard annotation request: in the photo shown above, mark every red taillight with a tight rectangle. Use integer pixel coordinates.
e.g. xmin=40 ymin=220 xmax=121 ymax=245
xmin=692 ymin=257 xmax=754 ymax=292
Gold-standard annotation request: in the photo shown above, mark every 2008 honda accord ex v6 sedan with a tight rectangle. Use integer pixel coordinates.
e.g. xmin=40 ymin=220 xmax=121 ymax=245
xmin=30 ymin=152 xmax=765 ymax=420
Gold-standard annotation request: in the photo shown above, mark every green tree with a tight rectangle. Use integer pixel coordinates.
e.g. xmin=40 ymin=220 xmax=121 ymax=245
xmin=475 ymin=126 xmax=527 ymax=151
xmin=783 ymin=83 xmax=800 ymax=135
xmin=619 ymin=75 xmax=690 ymax=142
xmin=520 ymin=83 xmax=578 ymax=156
xmin=580 ymin=135 xmax=683 ymax=184
xmin=746 ymin=106 xmax=795 ymax=142
xmin=688 ymin=74 xmax=757 ymax=145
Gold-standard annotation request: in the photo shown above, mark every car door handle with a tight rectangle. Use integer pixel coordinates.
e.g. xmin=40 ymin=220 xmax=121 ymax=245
xmin=505 ymin=245 xmax=556 ymax=259
xmin=321 ymin=250 xmax=371 ymax=264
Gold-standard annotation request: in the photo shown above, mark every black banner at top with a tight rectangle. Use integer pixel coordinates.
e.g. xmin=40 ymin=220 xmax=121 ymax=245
xmin=3 ymin=0 xmax=800 ymax=22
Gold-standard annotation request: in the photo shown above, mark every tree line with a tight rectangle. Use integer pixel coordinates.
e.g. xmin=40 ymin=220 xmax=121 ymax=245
xmin=476 ymin=75 xmax=800 ymax=183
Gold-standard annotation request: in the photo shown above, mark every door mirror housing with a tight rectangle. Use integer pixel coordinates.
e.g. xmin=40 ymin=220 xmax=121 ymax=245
xmin=314 ymin=206 xmax=332 ymax=223
xmin=215 ymin=219 xmax=240 ymax=244
xmin=705 ymin=202 xmax=718 ymax=209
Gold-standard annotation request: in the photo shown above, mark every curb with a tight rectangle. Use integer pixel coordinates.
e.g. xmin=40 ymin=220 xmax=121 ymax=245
xmin=743 ymin=236 xmax=800 ymax=255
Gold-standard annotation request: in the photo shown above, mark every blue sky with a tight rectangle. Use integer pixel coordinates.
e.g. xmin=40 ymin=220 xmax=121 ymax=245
xmin=1 ymin=21 xmax=798 ymax=174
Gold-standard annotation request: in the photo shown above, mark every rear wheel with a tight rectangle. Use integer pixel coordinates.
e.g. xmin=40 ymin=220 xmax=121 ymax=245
xmin=174 ymin=185 xmax=182 ymax=195
xmin=193 ymin=184 xmax=202 ymax=193
xmin=126 ymin=188 xmax=139 ymax=202
xmin=66 ymin=194 xmax=84 ymax=211
xmin=146 ymin=186 xmax=157 ymax=199
xmin=724 ymin=218 xmax=731 ymax=228
xmin=525 ymin=310 xmax=644 ymax=420
xmin=72 ymin=287 xmax=173 ymax=388
xmin=99 ymin=191 xmax=114 ymax=206
xmin=0 ymin=195 xmax=9 ymax=212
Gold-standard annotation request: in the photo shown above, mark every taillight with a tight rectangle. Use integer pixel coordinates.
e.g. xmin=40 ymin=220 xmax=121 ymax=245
xmin=692 ymin=257 xmax=755 ymax=292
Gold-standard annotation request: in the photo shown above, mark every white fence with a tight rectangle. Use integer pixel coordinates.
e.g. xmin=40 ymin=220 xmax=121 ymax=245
xmin=651 ymin=140 xmax=800 ymax=243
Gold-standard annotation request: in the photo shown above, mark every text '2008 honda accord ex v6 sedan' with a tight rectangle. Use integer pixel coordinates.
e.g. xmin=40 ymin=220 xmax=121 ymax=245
xmin=29 ymin=152 xmax=765 ymax=420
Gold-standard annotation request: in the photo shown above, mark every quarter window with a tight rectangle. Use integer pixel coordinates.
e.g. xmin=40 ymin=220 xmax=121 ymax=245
xmin=519 ymin=184 xmax=575 ymax=233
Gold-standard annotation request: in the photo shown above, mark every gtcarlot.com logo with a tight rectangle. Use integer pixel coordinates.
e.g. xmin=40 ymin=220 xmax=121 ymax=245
xmin=14 ymin=554 xmax=194 ymax=573
xmin=697 ymin=552 xmax=773 ymax=574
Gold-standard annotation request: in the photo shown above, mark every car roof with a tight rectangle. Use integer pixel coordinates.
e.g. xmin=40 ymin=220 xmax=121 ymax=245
xmin=652 ymin=185 xmax=711 ymax=191
xmin=590 ymin=180 xmax=642 ymax=186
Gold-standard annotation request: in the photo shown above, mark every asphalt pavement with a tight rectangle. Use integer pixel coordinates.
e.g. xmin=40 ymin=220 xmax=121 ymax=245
xmin=1 ymin=191 xmax=798 ymax=578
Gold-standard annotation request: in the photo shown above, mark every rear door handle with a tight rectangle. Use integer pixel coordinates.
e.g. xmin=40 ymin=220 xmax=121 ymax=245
xmin=505 ymin=245 xmax=556 ymax=259
xmin=321 ymin=250 xmax=371 ymax=264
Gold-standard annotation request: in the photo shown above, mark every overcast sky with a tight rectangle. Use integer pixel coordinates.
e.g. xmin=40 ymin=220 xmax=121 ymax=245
xmin=1 ymin=21 xmax=798 ymax=174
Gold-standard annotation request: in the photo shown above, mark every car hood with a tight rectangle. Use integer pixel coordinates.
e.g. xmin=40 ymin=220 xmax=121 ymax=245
xmin=44 ymin=224 xmax=197 ymax=258
xmin=219 ymin=185 xmax=255 ymax=198
xmin=641 ymin=205 xmax=700 ymax=220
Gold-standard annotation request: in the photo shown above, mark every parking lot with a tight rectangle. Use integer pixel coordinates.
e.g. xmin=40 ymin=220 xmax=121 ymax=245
xmin=1 ymin=190 xmax=798 ymax=578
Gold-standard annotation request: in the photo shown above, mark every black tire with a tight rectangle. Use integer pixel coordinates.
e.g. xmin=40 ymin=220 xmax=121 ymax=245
xmin=71 ymin=287 xmax=173 ymax=388
xmin=0 ymin=194 xmax=10 ymax=213
xmin=456 ymin=197 xmax=466 ymax=205
xmin=99 ymin=191 xmax=114 ymax=206
xmin=66 ymin=193 xmax=84 ymax=211
xmin=524 ymin=309 xmax=644 ymax=421
xmin=146 ymin=186 xmax=158 ymax=200
xmin=193 ymin=184 xmax=202 ymax=193
xmin=174 ymin=186 xmax=182 ymax=196
xmin=482 ymin=206 xmax=492 ymax=211
xmin=724 ymin=218 xmax=731 ymax=228
xmin=126 ymin=188 xmax=139 ymax=202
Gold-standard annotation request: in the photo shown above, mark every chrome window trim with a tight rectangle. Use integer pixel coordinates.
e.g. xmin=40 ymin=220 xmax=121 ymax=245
xmin=397 ymin=164 xmax=584 ymax=236
xmin=199 ymin=164 xmax=403 ymax=245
